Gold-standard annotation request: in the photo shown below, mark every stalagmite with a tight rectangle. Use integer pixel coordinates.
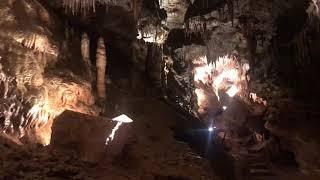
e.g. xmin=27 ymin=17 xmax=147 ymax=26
xmin=96 ymin=37 xmax=107 ymax=99
xmin=81 ymin=33 xmax=92 ymax=80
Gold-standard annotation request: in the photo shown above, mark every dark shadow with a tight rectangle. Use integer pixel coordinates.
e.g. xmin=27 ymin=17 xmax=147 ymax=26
xmin=173 ymin=116 xmax=236 ymax=180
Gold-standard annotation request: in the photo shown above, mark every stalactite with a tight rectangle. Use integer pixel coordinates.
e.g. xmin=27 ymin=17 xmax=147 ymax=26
xmin=203 ymin=16 xmax=207 ymax=32
xmin=96 ymin=37 xmax=107 ymax=100
xmin=62 ymin=0 xmax=117 ymax=14
xmin=81 ymin=33 xmax=92 ymax=80
xmin=159 ymin=45 xmax=164 ymax=89
xmin=132 ymin=0 xmax=137 ymax=21
xmin=218 ymin=8 xmax=223 ymax=21
xmin=185 ymin=18 xmax=190 ymax=39
xmin=145 ymin=43 xmax=152 ymax=78
xmin=227 ymin=0 xmax=234 ymax=26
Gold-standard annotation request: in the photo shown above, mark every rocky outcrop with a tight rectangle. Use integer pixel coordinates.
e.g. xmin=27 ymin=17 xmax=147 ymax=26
xmin=159 ymin=0 xmax=320 ymax=175
xmin=0 ymin=0 xmax=96 ymax=145
xmin=160 ymin=0 xmax=189 ymax=29
xmin=243 ymin=0 xmax=320 ymax=174
xmin=51 ymin=111 xmax=118 ymax=162
xmin=265 ymin=101 xmax=320 ymax=173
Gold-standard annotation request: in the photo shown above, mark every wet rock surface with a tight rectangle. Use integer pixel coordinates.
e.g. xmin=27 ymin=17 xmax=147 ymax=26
xmin=0 ymin=0 xmax=96 ymax=144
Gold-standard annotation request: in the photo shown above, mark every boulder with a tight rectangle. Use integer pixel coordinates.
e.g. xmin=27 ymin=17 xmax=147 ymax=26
xmin=50 ymin=110 xmax=131 ymax=162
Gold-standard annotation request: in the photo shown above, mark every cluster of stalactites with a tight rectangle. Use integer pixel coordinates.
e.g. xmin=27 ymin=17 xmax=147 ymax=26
xmin=193 ymin=55 xmax=250 ymax=101
xmin=185 ymin=16 xmax=207 ymax=39
xmin=62 ymin=0 xmax=116 ymax=14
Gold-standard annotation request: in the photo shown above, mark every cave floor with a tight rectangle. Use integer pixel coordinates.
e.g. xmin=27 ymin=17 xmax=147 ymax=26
xmin=89 ymin=85 xmax=219 ymax=180
xmin=1 ymin=84 xmax=319 ymax=180
xmin=0 ymin=85 xmax=218 ymax=180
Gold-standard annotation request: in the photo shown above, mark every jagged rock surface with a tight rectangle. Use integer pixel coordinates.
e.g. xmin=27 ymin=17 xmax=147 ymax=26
xmin=0 ymin=0 xmax=96 ymax=144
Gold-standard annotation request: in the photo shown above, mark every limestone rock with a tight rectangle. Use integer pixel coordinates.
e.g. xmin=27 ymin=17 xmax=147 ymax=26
xmin=160 ymin=0 xmax=189 ymax=29
xmin=50 ymin=110 xmax=117 ymax=162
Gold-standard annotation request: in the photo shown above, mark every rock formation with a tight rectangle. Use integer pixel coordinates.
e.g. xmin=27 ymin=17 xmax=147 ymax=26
xmin=1 ymin=0 xmax=320 ymax=179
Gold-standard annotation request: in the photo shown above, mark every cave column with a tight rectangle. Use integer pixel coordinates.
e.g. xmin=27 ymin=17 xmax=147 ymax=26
xmin=131 ymin=0 xmax=142 ymax=22
xmin=146 ymin=43 xmax=162 ymax=89
xmin=96 ymin=37 xmax=107 ymax=100
xmin=81 ymin=33 xmax=92 ymax=80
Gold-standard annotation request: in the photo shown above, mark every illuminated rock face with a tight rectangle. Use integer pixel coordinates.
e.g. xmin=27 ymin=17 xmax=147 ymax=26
xmin=0 ymin=0 xmax=58 ymax=88
xmin=307 ymin=0 xmax=320 ymax=18
xmin=137 ymin=24 xmax=168 ymax=44
xmin=0 ymin=0 xmax=96 ymax=144
xmin=165 ymin=20 xmax=250 ymax=119
xmin=159 ymin=0 xmax=189 ymax=29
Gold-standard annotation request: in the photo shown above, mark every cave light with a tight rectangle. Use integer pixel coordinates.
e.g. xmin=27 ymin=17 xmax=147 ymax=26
xmin=226 ymin=85 xmax=239 ymax=97
xmin=105 ymin=114 xmax=133 ymax=145
xmin=194 ymin=55 xmax=244 ymax=100
xmin=112 ymin=114 xmax=133 ymax=123
xmin=194 ymin=56 xmax=213 ymax=82
xmin=193 ymin=55 xmax=249 ymax=116
xmin=208 ymin=126 xmax=216 ymax=132
xmin=222 ymin=106 xmax=227 ymax=111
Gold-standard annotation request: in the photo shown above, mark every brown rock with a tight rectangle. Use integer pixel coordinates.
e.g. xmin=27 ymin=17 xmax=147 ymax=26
xmin=50 ymin=110 xmax=118 ymax=163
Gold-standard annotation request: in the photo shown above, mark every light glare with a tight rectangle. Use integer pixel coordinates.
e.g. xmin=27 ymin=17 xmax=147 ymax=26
xmin=112 ymin=114 xmax=133 ymax=123
xmin=106 ymin=114 xmax=133 ymax=145
xmin=226 ymin=86 xmax=239 ymax=97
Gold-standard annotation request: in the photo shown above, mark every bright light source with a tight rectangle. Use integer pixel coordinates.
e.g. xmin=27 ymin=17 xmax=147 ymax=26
xmin=105 ymin=121 xmax=123 ymax=145
xmin=106 ymin=114 xmax=133 ymax=145
xmin=226 ymin=85 xmax=239 ymax=97
xmin=222 ymin=106 xmax=227 ymax=110
xmin=112 ymin=114 xmax=133 ymax=123
xmin=208 ymin=127 xmax=213 ymax=132
xmin=193 ymin=55 xmax=250 ymax=116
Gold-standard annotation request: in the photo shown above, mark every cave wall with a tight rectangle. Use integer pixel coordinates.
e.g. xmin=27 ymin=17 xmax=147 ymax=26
xmin=1 ymin=0 xmax=320 ymax=174
xmin=0 ymin=0 xmax=96 ymax=145
xmin=151 ymin=0 xmax=320 ymax=174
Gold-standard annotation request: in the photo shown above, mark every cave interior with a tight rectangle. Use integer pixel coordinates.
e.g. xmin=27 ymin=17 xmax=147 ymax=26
xmin=0 ymin=0 xmax=320 ymax=179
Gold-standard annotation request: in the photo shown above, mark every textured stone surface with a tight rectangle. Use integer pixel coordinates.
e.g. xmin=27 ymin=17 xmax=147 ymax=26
xmin=0 ymin=0 xmax=96 ymax=144
xmin=160 ymin=0 xmax=189 ymax=29
xmin=0 ymin=0 xmax=320 ymax=178
xmin=0 ymin=90 xmax=220 ymax=180
xmin=51 ymin=110 xmax=117 ymax=162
